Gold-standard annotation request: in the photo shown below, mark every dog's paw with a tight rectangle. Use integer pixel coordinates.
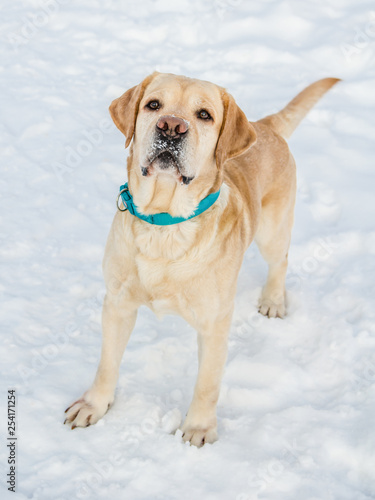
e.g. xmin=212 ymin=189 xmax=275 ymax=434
xmin=181 ymin=425 xmax=218 ymax=447
xmin=258 ymin=297 xmax=286 ymax=318
xmin=64 ymin=392 xmax=112 ymax=429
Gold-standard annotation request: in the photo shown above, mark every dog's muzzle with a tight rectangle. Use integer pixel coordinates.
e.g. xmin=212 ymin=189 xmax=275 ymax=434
xmin=144 ymin=115 xmax=194 ymax=184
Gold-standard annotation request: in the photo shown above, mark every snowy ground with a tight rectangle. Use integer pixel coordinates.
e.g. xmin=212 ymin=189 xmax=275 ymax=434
xmin=1 ymin=0 xmax=375 ymax=499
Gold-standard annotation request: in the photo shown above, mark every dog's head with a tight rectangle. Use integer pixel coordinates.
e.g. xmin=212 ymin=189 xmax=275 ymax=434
xmin=109 ymin=72 xmax=256 ymax=216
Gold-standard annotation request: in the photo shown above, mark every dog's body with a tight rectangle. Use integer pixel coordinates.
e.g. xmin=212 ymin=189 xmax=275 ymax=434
xmin=65 ymin=73 xmax=339 ymax=446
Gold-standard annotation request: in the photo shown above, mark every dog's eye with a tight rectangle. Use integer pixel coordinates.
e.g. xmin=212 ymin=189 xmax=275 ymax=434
xmin=146 ymin=100 xmax=160 ymax=110
xmin=197 ymin=109 xmax=212 ymax=120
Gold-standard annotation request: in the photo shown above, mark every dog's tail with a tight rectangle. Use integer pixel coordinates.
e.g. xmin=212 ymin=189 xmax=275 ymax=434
xmin=259 ymin=78 xmax=340 ymax=139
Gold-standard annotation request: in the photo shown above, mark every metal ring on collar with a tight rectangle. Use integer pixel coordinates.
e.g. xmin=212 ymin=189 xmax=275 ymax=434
xmin=116 ymin=188 xmax=128 ymax=212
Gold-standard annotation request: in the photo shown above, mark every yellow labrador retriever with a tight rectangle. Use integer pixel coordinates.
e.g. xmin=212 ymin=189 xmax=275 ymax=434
xmin=65 ymin=72 xmax=339 ymax=446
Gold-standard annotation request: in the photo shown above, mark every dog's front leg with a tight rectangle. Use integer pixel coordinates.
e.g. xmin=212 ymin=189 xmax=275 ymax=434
xmin=181 ymin=313 xmax=232 ymax=447
xmin=64 ymin=293 xmax=137 ymax=428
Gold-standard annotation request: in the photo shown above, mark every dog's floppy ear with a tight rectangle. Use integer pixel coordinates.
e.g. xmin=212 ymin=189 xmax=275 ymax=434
xmin=215 ymin=91 xmax=257 ymax=168
xmin=109 ymin=73 xmax=157 ymax=148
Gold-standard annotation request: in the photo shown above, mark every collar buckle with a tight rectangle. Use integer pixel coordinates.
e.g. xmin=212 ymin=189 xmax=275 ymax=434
xmin=117 ymin=187 xmax=129 ymax=212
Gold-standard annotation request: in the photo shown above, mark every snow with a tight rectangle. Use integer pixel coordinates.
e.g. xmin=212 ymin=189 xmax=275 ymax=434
xmin=1 ymin=0 xmax=375 ymax=499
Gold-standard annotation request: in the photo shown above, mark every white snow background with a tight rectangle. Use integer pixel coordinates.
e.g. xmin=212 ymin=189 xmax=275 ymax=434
xmin=1 ymin=0 xmax=375 ymax=499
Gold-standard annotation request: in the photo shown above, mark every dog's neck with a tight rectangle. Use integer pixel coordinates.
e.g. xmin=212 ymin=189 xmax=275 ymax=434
xmin=127 ymin=156 xmax=217 ymax=218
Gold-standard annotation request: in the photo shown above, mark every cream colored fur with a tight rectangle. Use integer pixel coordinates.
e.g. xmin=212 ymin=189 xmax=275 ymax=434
xmin=64 ymin=73 xmax=339 ymax=446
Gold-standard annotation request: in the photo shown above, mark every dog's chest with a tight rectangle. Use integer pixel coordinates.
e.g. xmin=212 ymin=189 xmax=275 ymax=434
xmin=132 ymin=224 xmax=196 ymax=316
xmin=135 ymin=254 xmax=189 ymax=317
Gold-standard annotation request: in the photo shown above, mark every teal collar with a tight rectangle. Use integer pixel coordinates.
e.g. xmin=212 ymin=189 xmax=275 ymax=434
xmin=117 ymin=182 xmax=220 ymax=226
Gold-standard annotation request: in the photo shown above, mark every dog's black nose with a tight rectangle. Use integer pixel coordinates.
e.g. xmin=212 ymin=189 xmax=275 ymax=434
xmin=156 ymin=116 xmax=188 ymax=138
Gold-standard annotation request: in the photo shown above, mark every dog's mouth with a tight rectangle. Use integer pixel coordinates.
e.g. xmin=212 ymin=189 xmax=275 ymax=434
xmin=152 ymin=150 xmax=178 ymax=170
xmin=143 ymin=148 xmax=194 ymax=185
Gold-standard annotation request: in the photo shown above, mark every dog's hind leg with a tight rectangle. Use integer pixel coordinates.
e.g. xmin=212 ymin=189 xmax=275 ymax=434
xmin=255 ymin=161 xmax=296 ymax=318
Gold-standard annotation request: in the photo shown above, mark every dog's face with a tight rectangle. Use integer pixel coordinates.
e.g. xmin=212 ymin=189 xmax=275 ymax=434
xmin=109 ymin=72 xmax=257 ymax=205
xmin=135 ymin=73 xmax=226 ymax=185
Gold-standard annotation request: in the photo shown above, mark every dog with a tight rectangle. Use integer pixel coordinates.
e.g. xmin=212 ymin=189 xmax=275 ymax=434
xmin=64 ymin=72 xmax=339 ymax=446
